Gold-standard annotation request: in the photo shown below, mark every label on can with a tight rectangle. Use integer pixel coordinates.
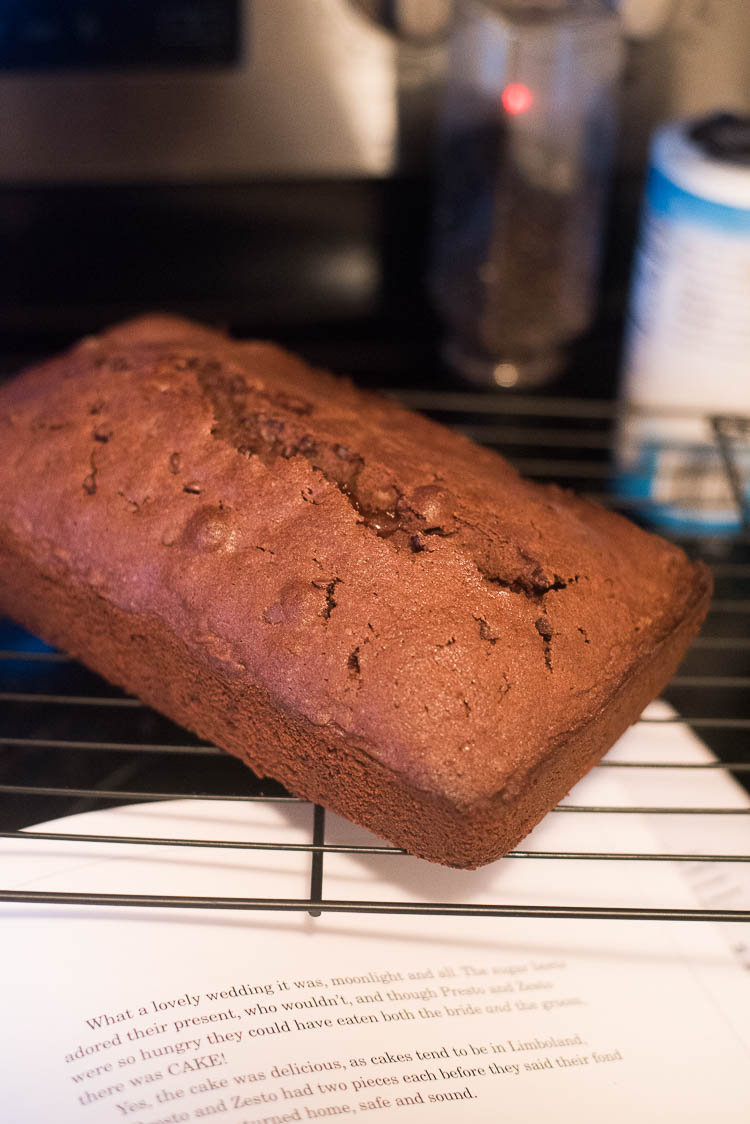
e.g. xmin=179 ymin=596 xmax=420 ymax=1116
xmin=618 ymin=118 xmax=750 ymax=532
xmin=617 ymin=413 xmax=749 ymax=534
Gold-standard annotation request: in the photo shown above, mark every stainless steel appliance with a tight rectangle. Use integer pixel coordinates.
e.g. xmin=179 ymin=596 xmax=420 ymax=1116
xmin=0 ymin=0 xmax=451 ymax=183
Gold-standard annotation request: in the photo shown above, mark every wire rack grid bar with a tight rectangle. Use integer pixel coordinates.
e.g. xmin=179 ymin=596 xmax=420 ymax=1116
xmin=2 ymin=888 xmax=748 ymax=923
xmin=4 ymin=830 xmax=749 ymax=865
xmin=3 ymin=782 xmax=747 ymax=817
xmin=3 ymin=734 xmax=749 ymax=770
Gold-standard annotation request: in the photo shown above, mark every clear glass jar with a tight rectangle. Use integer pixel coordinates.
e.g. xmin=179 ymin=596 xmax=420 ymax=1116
xmin=431 ymin=0 xmax=622 ymax=388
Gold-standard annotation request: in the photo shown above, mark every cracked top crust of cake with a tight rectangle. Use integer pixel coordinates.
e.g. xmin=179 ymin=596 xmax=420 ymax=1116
xmin=0 ymin=315 xmax=709 ymax=808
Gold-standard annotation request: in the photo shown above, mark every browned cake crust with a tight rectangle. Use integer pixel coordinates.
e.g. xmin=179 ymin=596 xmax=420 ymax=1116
xmin=0 ymin=316 xmax=712 ymax=867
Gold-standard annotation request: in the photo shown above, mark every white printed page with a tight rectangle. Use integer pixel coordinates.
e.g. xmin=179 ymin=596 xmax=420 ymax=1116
xmin=2 ymin=707 xmax=750 ymax=1124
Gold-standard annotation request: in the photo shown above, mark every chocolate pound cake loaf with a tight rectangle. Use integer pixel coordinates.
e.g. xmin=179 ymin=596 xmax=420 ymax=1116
xmin=0 ymin=317 xmax=711 ymax=867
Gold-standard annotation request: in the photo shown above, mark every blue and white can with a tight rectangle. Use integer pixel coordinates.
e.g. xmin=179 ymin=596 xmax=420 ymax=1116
xmin=618 ymin=114 xmax=750 ymax=534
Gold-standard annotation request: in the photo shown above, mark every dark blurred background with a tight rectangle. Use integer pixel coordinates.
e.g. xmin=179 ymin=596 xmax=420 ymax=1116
xmin=0 ymin=0 xmax=746 ymax=394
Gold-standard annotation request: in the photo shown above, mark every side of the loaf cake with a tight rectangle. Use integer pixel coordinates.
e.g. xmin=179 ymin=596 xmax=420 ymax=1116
xmin=0 ymin=317 xmax=712 ymax=866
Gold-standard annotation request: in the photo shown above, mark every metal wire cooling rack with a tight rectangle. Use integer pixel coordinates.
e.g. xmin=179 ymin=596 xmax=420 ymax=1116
xmin=1 ymin=392 xmax=749 ymax=923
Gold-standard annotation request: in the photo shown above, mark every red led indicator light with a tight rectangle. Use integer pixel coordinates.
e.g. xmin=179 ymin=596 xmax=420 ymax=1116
xmin=501 ymin=83 xmax=533 ymax=115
